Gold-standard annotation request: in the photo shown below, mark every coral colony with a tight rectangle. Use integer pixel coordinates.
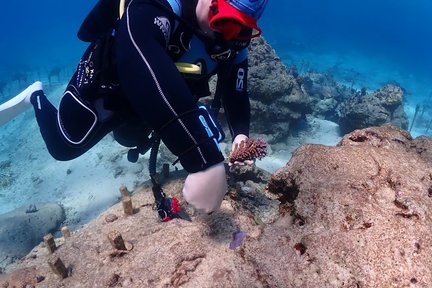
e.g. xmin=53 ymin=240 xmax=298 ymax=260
xmin=228 ymin=138 xmax=268 ymax=164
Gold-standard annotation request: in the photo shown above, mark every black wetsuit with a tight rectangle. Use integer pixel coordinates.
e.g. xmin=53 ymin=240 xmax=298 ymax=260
xmin=31 ymin=0 xmax=250 ymax=173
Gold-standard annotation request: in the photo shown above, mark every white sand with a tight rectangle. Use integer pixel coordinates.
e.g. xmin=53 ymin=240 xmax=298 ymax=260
xmin=256 ymin=117 xmax=341 ymax=173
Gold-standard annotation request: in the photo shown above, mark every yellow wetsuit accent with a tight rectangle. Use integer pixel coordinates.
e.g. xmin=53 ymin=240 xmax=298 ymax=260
xmin=175 ymin=63 xmax=202 ymax=74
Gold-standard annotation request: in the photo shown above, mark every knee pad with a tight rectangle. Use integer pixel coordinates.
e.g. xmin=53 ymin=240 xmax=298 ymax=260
xmin=58 ymin=85 xmax=115 ymax=147
xmin=58 ymin=85 xmax=100 ymax=146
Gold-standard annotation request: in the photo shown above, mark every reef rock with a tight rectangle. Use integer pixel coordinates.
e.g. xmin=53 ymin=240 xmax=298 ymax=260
xmin=338 ymin=84 xmax=409 ymax=134
xmin=247 ymin=37 xmax=312 ymax=143
xmin=301 ymin=71 xmax=355 ymax=122
xmin=205 ymin=37 xmax=311 ymax=144
xmin=0 ymin=203 xmax=65 ymax=271
xmin=209 ymin=37 xmax=317 ymax=144
xmin=267 ymin=125 xmax=432 ymax=287
xmin=2 ymin=126 xmax=431 ymax=287
xmin=0 ymin=167 xmax=279 ymax=287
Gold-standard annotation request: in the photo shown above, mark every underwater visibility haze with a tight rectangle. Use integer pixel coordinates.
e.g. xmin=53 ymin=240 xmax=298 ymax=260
xmin=1 ymin=0 xmax=431 ymax=101
xmin=0 ymin=0 xmax=432 ymax=277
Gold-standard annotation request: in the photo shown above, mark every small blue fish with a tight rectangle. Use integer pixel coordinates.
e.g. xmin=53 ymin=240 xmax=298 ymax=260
xmin=229 ymin=231 xmax=247 ymax=249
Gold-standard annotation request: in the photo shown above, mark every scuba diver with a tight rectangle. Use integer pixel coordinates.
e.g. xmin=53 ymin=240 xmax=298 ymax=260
xmin=0 ymin=0 xmax=268 ymax=215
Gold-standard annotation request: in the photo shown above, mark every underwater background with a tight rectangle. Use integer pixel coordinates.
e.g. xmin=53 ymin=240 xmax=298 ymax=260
xmin=264 ymin=0 xmax=432 ymax=99
xmin=0 ymin=0 xmax=431 ymax=250
xmin=1 ymin=0 xmax=431 ymax=280
xmin=1 ymin=0 xmax=431 ymax=105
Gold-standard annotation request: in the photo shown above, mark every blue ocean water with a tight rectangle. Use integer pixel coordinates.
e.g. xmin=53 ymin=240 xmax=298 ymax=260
xmin=261 ymin=0 xmax=432 ymax=101
xmin=1 ymin=1 xmax=94 ymax=69
xmin=1 ymin=0 xmax=430 ymax=100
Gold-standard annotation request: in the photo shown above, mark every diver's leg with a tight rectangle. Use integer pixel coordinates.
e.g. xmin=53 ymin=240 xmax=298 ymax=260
xmin=0 ymin=81 xmax=42 ymax=127
xmin=31 ymin=88 xmax=119 ymax=161
xmin=0 ymin=82 xmax=86 ymax=160
xmin=30 ymin=90 xmax=75 ymax=160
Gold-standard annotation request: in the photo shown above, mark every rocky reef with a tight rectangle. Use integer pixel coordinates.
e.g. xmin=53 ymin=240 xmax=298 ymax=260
xmin=246 ymin=39 xmax=409 ymax=141
xmin=267 ymin=125 xmax=432 ymax=286
xmin=247 ymin=37 xmax=312 ymax=143
xmin=337 ymin=84 xmax=408 ymax=134
xmin=0 ymin=37 xmax=424 ymax=287
xmin=1 ymin=125 xmax=431 ymax=287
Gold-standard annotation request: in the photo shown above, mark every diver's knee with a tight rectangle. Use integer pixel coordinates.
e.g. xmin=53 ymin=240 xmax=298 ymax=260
xmin=47 ymin=147 xmax=80 ymax=161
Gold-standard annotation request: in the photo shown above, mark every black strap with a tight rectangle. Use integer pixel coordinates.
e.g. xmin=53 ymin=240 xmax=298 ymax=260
xmin=148 ymin=135 xmax=160 ymax=177
xmin=211 ymin=59 xmax=236 ymax=115
xmin=148 ymin=136 xmax=170 ymax=219
xmin=149 ymin=136 xmax=166 ymax=205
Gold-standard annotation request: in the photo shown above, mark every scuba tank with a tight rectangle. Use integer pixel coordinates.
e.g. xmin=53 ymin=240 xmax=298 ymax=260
xmin=78 ymin=0 xmax=121 ymax=42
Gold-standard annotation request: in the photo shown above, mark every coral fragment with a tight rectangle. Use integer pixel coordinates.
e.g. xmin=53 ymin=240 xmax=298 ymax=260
xmin=228 ymin=138 xmax=268 ymax=164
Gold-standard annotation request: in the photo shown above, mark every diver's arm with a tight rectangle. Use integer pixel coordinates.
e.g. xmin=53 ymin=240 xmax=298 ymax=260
xmin=218 ymin=50 xmax=251 ymax=140
xmin=115 ymin=0 xmax=224 ymax=172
